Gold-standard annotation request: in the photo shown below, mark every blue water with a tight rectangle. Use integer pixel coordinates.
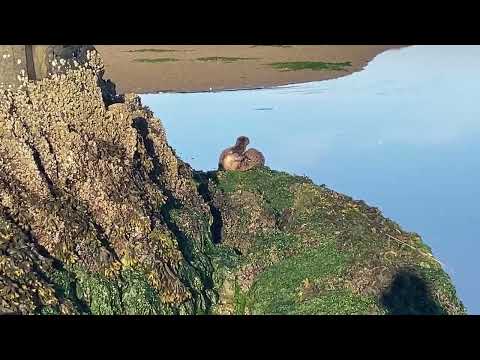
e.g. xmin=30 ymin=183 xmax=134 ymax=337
xmin=141 ymin=45 xmax=480 ymax=314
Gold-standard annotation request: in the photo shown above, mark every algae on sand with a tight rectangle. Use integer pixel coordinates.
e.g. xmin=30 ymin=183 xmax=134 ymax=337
xmin=196 ymin=57 xmax=258 ymax=63
xmin=133 ymin=58 xmax=179 ymax=63
xmin=268 ymin=61 xmax=352 ymax=72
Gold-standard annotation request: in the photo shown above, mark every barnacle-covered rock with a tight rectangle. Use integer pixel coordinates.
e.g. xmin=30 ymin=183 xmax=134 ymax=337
xmin=0 ymin=45 xmax=94 ymax=85
xmin=0 ymin=48 xmax=214 ymax=314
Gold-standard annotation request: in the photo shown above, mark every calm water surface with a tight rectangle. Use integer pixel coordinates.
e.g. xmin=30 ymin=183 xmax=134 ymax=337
xmin=141 ymin=45 xmax=480 ymax=313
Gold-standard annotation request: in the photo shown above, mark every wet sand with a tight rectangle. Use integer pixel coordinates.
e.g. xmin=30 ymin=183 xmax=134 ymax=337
xmin=96 ymin=45 xmax=405 ymax=94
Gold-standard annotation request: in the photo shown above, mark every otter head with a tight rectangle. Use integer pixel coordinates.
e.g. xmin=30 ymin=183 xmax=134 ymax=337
xmin=234 ymin=136 xmax=250 ymax=152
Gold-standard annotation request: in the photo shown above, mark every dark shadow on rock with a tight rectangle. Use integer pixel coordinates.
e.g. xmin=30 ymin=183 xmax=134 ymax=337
xmin=380 ymin=269 xmax=446 ymax=315
xmin=192 ymin=171 xmax=223 ymax=245
xmin=157 ymin=183 xmax=216 ymax=310
xmin=132 ymin=117 xmax=191 ymax=255
xmin=98 ymin=77 xmax=122 ymax=106
xmin=131 ymin=118 xmax=215 ymax=307
xmin=132 ymin=117 xmax=163 ymax=183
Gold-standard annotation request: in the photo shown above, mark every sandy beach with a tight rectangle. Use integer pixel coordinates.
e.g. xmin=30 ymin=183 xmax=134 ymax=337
xmin=95 ymin=45 xmax=404 ymax=94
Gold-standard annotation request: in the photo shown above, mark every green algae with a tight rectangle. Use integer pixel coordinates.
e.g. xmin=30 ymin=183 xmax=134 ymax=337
xmin=247 ymin=242 xmax=348 ymax=314
xmin=268 ymin=61 xmax=352 ymax=72
xmin=120 ymin=269 xmax=166 ymax=315
xmin=215 ymin=167 xmax=311 ymax=216
xmin=208 ymin=168 xmax=466 ymax=315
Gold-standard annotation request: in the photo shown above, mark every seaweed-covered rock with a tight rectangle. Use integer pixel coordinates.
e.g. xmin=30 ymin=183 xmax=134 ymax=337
xmin=0 ymin=47 xmax=465 ymax=315
xmin=206 ymin=168 xmax=465 ymax=315
xmin=0 ymin=211 xmax=85 ymax=314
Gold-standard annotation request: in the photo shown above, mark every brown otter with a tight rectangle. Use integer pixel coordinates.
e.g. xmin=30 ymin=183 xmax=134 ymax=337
xmin=241 ymin=148 xmax=265 ymax=170
xmin=218 ymin=136 xmax=265 ymax=171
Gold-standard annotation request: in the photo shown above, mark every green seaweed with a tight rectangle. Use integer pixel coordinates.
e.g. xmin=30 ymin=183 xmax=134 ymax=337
xmin=74 ymin=268 xmax=123 ymax=315
xmin=196 ymin=57 xmax=258 ymax=63
xmin=268 ymin=61 xmax=352 ymax=72
xmin=120 ymin=269 xmax=166 ymax=315
xmin=293 ymin=290 xmax=381 ymax=315
xmin=133 ymin=58 xmax=179 ymax=63
xmin=210 ymin=168 xmax=466 ymax=315
xmin=247 ymin=242 xmax=348 ymax=314
xmin=216 ymin=168 xmax=311 ymax=215
xmin=48 ymin=268 xmax=89 ymax=314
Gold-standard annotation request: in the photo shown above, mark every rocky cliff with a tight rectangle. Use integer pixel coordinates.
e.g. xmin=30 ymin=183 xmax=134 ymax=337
xmin=0 ymin=49 xmax=465 ymax=315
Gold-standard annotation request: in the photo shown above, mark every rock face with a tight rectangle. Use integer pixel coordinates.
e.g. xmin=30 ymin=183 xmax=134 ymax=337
xmin=0 ymin=49 xmax=215 ymax=314
xmin=0 ymin=47 xmax=466 ymax=315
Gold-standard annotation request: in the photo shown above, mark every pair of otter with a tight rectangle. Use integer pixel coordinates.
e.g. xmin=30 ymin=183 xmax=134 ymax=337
xmin=218 ymin=136 xmax=265 ymax=171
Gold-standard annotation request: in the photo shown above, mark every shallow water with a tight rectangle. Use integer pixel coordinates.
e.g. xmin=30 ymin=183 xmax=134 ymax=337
xmin=141 ymin=45 xmax=480 ymax=314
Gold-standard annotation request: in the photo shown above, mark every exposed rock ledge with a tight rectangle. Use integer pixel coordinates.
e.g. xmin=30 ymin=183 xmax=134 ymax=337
xmin=0 ymin=49 xmax=465 ymax=315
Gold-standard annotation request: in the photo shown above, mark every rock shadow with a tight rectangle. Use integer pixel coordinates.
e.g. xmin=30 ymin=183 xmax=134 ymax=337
xmin=380 ymin=269 xmax=446 ymax=315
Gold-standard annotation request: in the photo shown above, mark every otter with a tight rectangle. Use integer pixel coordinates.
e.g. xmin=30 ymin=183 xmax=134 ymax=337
xmin=242 ymin=148 xmax=265 ymax=170
xmin=218 ymin=136 xmax=265 ymax=171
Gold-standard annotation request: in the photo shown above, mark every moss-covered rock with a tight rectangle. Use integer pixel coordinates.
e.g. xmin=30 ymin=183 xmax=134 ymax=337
xmin=207 ymin=168 xmax=465 ymax=315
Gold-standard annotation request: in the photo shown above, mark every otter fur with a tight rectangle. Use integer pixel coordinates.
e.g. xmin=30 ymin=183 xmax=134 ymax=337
xmin=242 ymin=148 xmax=265 ymax=169
xmin=218 ymin=136 xmax=265 ymax=171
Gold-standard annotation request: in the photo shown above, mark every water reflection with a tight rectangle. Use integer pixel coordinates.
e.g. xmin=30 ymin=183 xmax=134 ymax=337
xmin=141 ymin=45 xmax=480 ymax=313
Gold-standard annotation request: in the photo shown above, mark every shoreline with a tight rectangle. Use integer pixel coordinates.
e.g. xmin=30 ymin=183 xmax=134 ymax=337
xmin=96 ymin=45 xmax=407 ymax=94
xmin=140 ymin=82 xmax=315 ymax=95
xmin=138 ymin=72 xmax=364 ymax=95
